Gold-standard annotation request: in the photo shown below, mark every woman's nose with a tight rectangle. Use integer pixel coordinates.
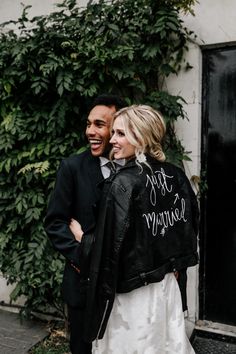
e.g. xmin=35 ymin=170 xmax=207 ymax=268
xmin=110 ymin=135 xmax=115 ymax=143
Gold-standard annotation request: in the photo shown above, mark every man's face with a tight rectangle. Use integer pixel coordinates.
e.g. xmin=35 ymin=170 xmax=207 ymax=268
xmin=86 ymin=105 xmax=116 ymax=157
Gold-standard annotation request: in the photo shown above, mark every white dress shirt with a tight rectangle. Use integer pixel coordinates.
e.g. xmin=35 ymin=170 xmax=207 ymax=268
xmin=99 ymin=157 xmax=126 ymax=179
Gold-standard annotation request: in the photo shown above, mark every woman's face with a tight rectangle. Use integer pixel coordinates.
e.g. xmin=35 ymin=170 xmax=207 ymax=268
xmin=110 ymin=116 xmax=135 ymax=160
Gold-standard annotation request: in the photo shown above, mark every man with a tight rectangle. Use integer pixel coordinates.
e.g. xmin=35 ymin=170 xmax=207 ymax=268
xmin=44 ymin=94 xmax=125 ymax=354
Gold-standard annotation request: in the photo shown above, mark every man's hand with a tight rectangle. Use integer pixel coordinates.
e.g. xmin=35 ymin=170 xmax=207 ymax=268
xmin=174 ymin=271 xmax=179 ymax=280
xmin=69 ymin=218 xmax=84 ymax=242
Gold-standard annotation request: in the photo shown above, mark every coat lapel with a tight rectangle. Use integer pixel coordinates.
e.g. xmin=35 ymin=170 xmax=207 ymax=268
xmin=86 ymin=152 xmax=104 ymax=202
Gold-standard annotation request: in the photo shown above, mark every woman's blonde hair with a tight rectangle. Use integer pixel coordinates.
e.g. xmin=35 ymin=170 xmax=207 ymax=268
xmin=113 ymin=104 xmax=166 ymax=163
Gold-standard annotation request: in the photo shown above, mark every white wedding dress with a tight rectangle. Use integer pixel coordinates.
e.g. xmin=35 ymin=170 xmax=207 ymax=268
xmin=92 ymin=273 xmax=195 ymax=354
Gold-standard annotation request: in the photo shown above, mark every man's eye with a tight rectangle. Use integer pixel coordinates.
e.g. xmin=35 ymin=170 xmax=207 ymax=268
xmin=95 ymin=122 xmax=105 ymax=128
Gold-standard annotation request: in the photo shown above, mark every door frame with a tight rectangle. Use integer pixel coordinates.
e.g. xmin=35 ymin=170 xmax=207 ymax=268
xmin=199 ymin=42 xmax=236 ymax=327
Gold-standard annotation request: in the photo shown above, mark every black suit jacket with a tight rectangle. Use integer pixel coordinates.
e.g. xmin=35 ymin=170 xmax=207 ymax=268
xmin=44 ymin=150 xmax=103 ymax=307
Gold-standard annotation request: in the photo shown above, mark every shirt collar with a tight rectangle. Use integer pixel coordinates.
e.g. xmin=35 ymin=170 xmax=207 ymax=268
xmin=99 ymin=156 xmax=126 ymax=167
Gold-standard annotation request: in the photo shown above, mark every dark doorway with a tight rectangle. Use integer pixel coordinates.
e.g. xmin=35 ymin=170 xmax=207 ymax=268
xmin=201 ymin=46 xmax=236 ymax=326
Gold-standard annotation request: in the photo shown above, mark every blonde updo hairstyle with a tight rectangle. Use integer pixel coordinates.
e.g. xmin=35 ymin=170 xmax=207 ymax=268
xmin=112 ymin=104 xmax=166 ymax=164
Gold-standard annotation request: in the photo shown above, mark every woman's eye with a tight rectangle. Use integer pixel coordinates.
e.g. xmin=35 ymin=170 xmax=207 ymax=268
xmin=118 ymin=131 xmax=125 ymax=137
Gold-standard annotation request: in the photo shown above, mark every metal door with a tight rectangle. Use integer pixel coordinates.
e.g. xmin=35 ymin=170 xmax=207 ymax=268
xmin=201 ymin=46 xmax=236 ymax=325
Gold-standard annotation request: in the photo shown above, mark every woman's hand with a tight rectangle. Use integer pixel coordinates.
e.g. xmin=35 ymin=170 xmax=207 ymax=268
xmin=69 ymin=218 xmax=84 ymax=243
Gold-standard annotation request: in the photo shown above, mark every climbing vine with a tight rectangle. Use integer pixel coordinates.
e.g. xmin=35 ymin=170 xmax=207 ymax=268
xmin=0 ymin=0 xmax=196 ymax=316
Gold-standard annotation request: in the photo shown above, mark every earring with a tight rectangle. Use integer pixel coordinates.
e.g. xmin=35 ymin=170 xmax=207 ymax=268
xmin=137 ymin=152 xmax=146 ymax=164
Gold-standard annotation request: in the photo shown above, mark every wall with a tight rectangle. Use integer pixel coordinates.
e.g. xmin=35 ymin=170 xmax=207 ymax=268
xmin=0 ymin=0 xmax=60 ymax=310
xmin=165 ymin=0 xmax=236 ymax=331
xmin=0 ymin=0 xmax=88 ymax=310
xmin=0 ymin=0 xmax=56 ymax=25
xmin=0 ymin=0 xmax=88 ymax=25
xmin=166 ymin=0 xmax=236 ymax=177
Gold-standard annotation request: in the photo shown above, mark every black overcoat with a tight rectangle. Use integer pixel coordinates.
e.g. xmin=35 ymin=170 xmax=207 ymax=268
xmin=44 ymin=150 xmax=103 ymax=307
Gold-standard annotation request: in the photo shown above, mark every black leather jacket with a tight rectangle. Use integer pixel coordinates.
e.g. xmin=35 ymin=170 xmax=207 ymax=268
xmin=81 ymin=156 xmax=199 ymax=343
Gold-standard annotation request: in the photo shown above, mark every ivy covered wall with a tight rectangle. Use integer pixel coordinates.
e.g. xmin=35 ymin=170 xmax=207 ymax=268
xmin=0 ymin=0 xmax=196 ymax=316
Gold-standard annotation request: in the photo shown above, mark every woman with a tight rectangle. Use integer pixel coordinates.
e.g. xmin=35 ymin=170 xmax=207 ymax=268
xmin=71 ymin=105 xmax=199 ymax=353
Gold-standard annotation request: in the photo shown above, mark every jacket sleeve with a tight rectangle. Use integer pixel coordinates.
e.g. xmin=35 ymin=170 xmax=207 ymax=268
xmin=190 ymin=185 xmax=200 ymax=238
xmin=83 ymin=179 xmax=131 ymax=342
xmin=44 ymin=159 xmax=82 ymax=267
xmin=172 ymin=168 xmax=199 ymax=312
xmin=179 ymin=168 xmax=200 ymax=239
xmin=177 ymin=268 xmax=188 ymax=311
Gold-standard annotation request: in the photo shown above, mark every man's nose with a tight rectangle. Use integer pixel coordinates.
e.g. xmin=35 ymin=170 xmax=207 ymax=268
xmin=87 ymin=124 xmax=96 ymax=136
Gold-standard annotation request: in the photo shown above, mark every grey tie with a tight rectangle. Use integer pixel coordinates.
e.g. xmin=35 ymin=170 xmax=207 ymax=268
xmin=106 ymin=161 xmax=116 ymax=175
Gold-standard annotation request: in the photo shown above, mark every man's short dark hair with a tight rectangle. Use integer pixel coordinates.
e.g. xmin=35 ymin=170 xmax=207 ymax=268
xmin=90 ymin=94 xmax=126 ymax=111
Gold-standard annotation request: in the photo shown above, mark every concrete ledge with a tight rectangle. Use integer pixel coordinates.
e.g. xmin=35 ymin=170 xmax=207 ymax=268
xmin=0 ymin=309 xmax=48 ymax=354
xmin=195 ymin=320 xmax=236 ymax=338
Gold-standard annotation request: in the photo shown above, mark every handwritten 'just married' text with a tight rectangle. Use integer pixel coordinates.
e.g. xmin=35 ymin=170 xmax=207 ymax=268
xmin=142 ymin=169 xmax=187 ymax=237
xmin=145 ymin=168 xmax=173 ymax=206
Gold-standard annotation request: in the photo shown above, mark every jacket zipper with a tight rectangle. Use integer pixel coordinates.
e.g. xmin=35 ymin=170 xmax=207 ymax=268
xmin=95 ymin=299 xmax=109 ymax=347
